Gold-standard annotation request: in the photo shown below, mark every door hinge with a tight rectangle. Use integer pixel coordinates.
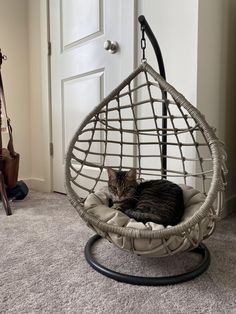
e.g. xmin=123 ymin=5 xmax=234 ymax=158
xmin=48 ymin=42 xmax=52 ymax=56
xmin=50 ymin=142 xmax=53 ymax=156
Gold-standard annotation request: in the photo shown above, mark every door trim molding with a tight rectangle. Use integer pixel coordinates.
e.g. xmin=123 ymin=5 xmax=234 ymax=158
xmin=39 ymin=0 xmax=52 ymax=192
xmin=121 ymin=0 xmax=136 ymax=77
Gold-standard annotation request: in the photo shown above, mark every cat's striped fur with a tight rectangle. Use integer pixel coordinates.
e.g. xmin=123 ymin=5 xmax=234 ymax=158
xmin=107 ymin=168 xmax=184 ymax=226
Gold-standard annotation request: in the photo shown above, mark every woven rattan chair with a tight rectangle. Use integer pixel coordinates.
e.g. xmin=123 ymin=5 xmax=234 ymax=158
xmin=65 ymin=61 xmax=226 ymax=284
xmin=65 ymin=17 xmax=227 ymax=285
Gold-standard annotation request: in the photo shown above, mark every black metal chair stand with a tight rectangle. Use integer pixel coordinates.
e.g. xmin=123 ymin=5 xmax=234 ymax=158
xmin=85 ymin=234 xmax=210 ymax=286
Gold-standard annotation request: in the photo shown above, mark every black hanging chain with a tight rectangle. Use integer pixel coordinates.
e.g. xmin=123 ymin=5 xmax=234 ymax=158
xmin=141 ymin=26 xmax=147 ymax=63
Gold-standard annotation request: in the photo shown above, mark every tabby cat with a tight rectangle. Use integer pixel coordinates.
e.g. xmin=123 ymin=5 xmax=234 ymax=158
xmin=107 ymin=168 xmax=184 ymax=226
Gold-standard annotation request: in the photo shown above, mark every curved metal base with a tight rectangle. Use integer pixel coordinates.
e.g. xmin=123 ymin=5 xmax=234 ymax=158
xmin=85 ymin=234 xmax=211 ymax=286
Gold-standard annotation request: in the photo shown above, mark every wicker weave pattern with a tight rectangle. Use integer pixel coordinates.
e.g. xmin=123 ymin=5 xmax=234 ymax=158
xmin=65 ymin=62 xmax=227 ymax=248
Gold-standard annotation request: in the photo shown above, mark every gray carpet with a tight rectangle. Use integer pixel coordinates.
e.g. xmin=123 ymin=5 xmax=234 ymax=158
xmin=0 ymin=190 xmax=235 ymax=314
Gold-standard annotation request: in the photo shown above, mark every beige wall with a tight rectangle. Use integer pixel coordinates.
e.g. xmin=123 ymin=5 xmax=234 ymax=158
xmin=28 ymin=0 xmax=51 ymax=191
xmin=28 ymin=0 xmax=43 ymax=183
xmin=137 ymin=0 xmax=198 ymax=105
xmin=0 ymin=0 xmax=31 ymax=179
xmin=197 ymin=0 xmax=236 ymax=208
xmin=0 ymin=0 xmax=50 ymax=191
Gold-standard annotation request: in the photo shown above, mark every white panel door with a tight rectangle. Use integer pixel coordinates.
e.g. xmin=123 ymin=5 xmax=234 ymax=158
xmin=50 ymin=0 xmax=134 ymax=192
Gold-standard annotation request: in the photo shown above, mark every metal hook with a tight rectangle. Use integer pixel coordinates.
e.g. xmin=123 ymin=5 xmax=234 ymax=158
xmin=140 ymin=25 xmax=147 ymax=63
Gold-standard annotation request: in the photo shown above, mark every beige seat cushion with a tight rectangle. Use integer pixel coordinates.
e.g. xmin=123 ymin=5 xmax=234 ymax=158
xmin=84 ymin=185 xmax=213 ymax=257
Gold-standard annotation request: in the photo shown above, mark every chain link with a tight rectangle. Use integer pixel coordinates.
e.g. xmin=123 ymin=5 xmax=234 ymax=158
xmin=141 ymin=26 xmax=147 ymax=62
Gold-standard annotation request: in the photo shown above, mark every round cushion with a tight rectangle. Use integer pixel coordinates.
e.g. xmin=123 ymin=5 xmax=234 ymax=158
xmin=84 ymin=185 xmax=214 ymax=257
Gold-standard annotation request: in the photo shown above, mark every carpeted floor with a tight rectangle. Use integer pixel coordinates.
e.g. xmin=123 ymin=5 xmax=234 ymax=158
xmin=0 ymin=190 xmax=235 ymax=314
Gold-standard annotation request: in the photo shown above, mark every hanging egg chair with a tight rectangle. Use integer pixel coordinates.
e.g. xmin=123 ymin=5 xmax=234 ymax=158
xmin=65 ymin=16 xmax=227 ymax=285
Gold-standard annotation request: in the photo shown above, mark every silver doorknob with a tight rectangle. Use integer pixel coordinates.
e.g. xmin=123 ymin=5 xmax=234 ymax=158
xmin=104 ymin=40 xmax=119 ymax=54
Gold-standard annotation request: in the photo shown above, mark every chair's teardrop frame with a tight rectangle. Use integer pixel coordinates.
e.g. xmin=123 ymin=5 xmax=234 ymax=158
xmin=65 ymin=62 xmax=227 ymax=243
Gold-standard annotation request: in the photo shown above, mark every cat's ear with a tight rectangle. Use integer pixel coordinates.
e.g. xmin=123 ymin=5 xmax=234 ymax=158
xmin=127 ymin=168 xmax=136 ymax=180
xmin=107 ymin=167 xmax=116 ymax=180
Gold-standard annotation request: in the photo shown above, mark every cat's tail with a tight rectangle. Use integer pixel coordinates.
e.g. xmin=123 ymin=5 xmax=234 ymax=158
xmin=124 ymin=209 xmax=163 ymax=225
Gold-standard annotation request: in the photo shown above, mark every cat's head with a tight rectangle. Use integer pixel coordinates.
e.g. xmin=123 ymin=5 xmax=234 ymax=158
xmin=107 ymin=168 xmax=137 ymax=201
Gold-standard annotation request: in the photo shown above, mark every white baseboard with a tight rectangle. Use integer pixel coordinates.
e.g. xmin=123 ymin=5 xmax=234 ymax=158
xmin=20 ymin=177 xmax=52 ymax=193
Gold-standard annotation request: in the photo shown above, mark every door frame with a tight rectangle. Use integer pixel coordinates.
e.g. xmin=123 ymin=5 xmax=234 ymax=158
xmin=39 ymin=0 xmax=52 ymax=192
xmin=40 ymin=0 xmax=136 ymax=192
